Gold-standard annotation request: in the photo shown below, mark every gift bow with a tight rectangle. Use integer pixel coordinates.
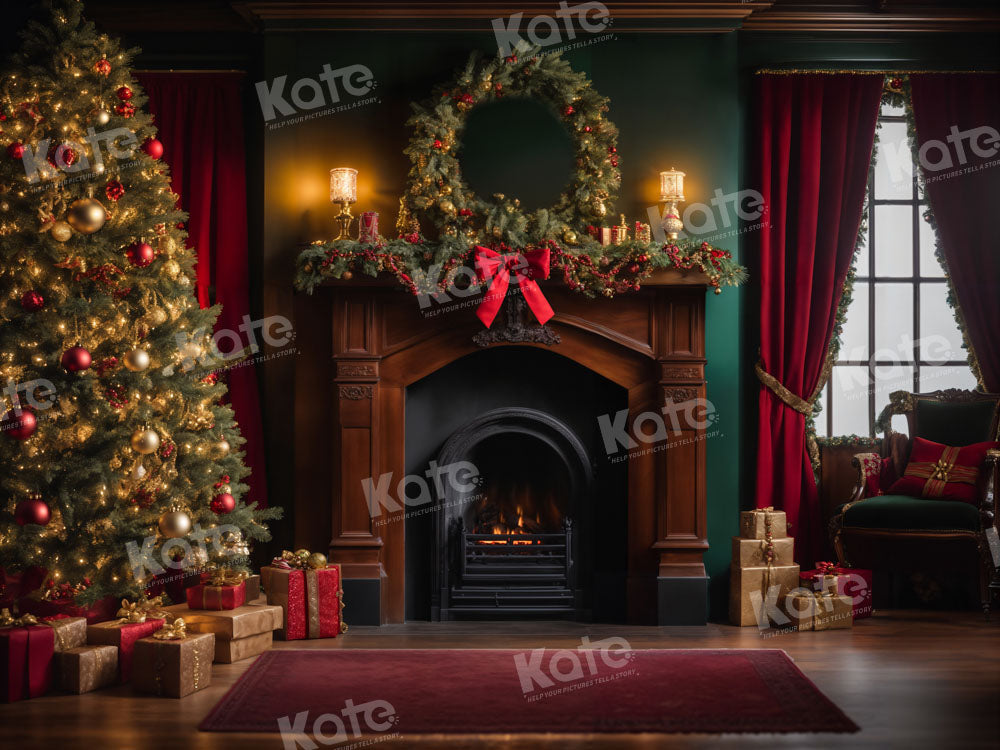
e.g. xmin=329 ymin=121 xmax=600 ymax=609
xmin=116 ymin=595 xmax=167 ymax=624
xmin=815 ymin=561 xmax=845 ymax=575
xmin=0 ymin=608 xmax=39 ymax=627
xmin=153 ymin=618 xmax=187 ymax=640
xmin=473 ymin=246 xmax=554 ymax=328
xmin=271 ymin=549 xmax=327 ymax=570
xmin=206 ymin=568 xmax=248 ymax=587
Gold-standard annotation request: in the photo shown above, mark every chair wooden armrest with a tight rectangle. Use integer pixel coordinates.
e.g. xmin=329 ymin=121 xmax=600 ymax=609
xmin=981 ymin=450 xmax=1000 ymax=530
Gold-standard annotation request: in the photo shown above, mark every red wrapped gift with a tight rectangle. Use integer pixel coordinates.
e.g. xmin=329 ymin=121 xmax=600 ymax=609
xmin=263 ymin=552 xmax=345 ymax=640
xmin=185 ymin=573 xmax=246 ymax=611
xmin=1 ymin=611 xmax=55 ymax=702
xmin=800 ymin=562 xmax=873 ymax=620
xmin=18 ymin=593 xmax=118 ymax=624
xmin=86 ymin=600 xmax=168 ymax=682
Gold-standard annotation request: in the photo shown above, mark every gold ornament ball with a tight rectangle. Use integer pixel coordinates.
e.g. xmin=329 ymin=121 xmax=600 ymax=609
xmin=123 ymin=348 xmax=150 ymax=372
xmin=179 ymin=341 xmax=203 ymax=361
xmin=50 ymin=221 xmax=73 ymax=242
xmin=562 ymin=228 xmax=579 ymax=245
xmin=66 ymin=198 xmax=107 ymax=234
xmin=307 ymin=552 xmax=328 ymax=570
xmin=593 ymin=201 xmax=607 ymax=218
xmin=163 ymin=259 xmax=180 ymax=278
xmin=146 ymin=307 xmax=168 ymax=326
xmin=439 ymin=199 xmax=455 ymax=214
xmin=215 ymin=438 xmax=231 ymax=457
xmin=158 ymin=509 xmax=192 ymax=538
xmin=130 ymin=427 xmax=160 ymax=454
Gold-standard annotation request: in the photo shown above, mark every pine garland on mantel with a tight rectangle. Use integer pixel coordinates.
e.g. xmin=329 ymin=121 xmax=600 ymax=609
xmin=295 ymin=47 xmax=746 ymax=299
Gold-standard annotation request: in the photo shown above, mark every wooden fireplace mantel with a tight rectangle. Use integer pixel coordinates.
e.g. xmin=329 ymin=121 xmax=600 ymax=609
xmin=293 ymin=269 xmax=712 ymax=624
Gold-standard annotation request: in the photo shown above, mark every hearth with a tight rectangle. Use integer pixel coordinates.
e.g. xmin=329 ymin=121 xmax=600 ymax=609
xmin=432 ymin=408 xmax=592 ymax=620
xmin=292 ymin=269 xmax=713 ymax=625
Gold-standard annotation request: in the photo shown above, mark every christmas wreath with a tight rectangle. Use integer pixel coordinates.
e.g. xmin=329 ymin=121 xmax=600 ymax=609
xmin=295 ymin=48 xmax=746 ymax=310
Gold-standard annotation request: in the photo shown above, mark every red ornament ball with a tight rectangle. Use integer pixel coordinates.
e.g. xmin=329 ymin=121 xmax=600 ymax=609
xmin=141 ymin=138 xmax=163 ymax=159
xmin=210 ymin=493 xmax=236 ymax=515
xmin=48 ymin=143 xmax=77 ymax=167
xmin=1 ymin=408 xmax=37 ymax=440
xmin=7 ymin=142 xmax=24 ymax=159
xmin=115 ymin=102 xmax=135 ymax=118
xmin=15 ymin=496 xmax=50 ymax=526
xmin=433 ymin=139 xmax=443 ymax=149
xmin=61 ymin=345 xmax=92 ymax=372
xmin=126 ymin=241 xmax=154 ymax=267
xmin=94 ymin=57 xmax=111 ymax=76
xmin=116 ymin=85 xmax=133 ymax=101
xmin=105 ymin=179 xmax=125 ymax=201
xmin=20 ymin=290 xmax=44 ymax=311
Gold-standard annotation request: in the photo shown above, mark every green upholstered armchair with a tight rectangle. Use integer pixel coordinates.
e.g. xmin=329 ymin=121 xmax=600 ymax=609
xmin=830 ymin=389 xmax=1000 ymax=614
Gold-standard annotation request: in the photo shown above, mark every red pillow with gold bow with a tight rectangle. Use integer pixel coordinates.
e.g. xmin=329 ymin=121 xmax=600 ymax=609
xmin=888 ymin=437 xmax=999 ymax=504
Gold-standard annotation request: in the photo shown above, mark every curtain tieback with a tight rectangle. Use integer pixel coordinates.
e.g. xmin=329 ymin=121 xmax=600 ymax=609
xmin=754 ymin=360 xmax=813 ymax=415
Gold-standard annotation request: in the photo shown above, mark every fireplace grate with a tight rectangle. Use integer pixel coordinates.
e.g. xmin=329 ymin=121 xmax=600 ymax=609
xmin=443 ymin=522 xmax=581 ymax=617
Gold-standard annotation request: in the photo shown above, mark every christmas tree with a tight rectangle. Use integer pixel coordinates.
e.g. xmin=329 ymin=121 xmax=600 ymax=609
xmin=0 ymin=0 xmax=279 ymax=606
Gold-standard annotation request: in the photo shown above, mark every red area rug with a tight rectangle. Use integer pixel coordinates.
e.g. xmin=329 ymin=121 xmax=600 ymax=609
xmin=200 ymin=648 xmax=857 ymax=735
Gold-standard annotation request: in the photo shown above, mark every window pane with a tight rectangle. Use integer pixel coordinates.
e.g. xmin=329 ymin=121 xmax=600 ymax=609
xmin=874 ymin=205 xmax=913 ymax=277
xmin=919 ymin=283 xmax=964 ymax=362
xmin=918 ymin=211 xmax=944 ymax=278
xmin=874 ymin=283 xmax=913 ymax=359
xmin=831 ymin=366 xmax=870 ymax=437
xmin=816 ymin=382 xmax=830 ymax=439
xmin=874 ymin=365 xmax=914 ymax=428
xmin=881 ymin=101 xmax=905 ymax=117
xmin=838 ymin=284 xmax=869 ymax=361
xmin=920 ymin=365 xmax=978 ymax=394
xmin=891 ymin=414 xmax=910 ymax=437
xmin=873 ymin=121 xmax=912 ymax=199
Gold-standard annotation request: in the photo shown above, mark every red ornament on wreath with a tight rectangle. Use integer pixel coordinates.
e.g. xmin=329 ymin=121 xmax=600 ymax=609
xmin=211 ymin=492 xmax=236 ymax=515
xmin=1 ymin=408 xmax=36 ymax=440
xmin=20 ymin=290 xmax=44 ymax=311
xmin=125 ymin=241 xmax=154 ymax=267
xmin=15 ymin=495 xmax=50 ymax=526
xmin=116 ymin=85 xmax=133 ymax=101
xmin=105 ymin=179 xmax=125 ymax=201
xmin=7 ymin=142 xmax=24 ymax=159
xmin=61 ymin=345 xmax=92 ymax=372
xmin=94 ymin=57 xmax=111 ymax=76
xmin=141 ymin=138 xmax=163 ymax=159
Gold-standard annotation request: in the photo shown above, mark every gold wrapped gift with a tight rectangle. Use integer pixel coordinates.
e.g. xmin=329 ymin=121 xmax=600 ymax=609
xmin=245 ymin=574 xmax=261 ymax=603
xmin=787 ymin=591 xmax=853 ymax=631
xmin=729 ymin=563 xmax=800 ymax=627
xmin=132 ymin=632 xmax=215 ymax=698
xmin=57 ymin=646 xmax=118 ymax=694
xmin=214 ymin=631 xmax=272 ymax=664
xmin=42 ymin=616 xmax=88 ymax=653
xmin=163 ymin=602 xmax=282 ymax=641
xmin=739 ymin=507 xmax=787 ymax=540
xmin=731 ymin=536 xmax=794 ymax=567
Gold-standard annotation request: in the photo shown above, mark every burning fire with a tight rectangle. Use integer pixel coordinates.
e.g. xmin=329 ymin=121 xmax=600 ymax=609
xmin=475 ymin=505 xmax=541 ymax=545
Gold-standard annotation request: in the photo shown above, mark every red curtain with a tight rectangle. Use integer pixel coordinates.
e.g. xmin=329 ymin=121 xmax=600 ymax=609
xmin=910 ymin=73 xmax=1000 ymax=392
xmin=753 ymin=74 xmax=883 ymax=565
xmin=136 ymin=72 xmax=268 ymax=507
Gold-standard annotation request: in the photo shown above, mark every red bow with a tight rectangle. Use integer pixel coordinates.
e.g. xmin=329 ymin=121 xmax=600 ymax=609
xmin=474 ymin=246 xmax=554 ymax=328
xmin=815 ymin=561 xmax=845 ymax=575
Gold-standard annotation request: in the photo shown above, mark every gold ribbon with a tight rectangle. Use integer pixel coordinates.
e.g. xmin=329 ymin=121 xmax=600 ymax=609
xmin=755 ymin=360 xmax=822 ymax=467
xmin=272 ymin=549 xmax=327 ymax=571
xmin=116 ymin=595 xmax=168 ymax=624
xmin=0 ymin=608 xmax=39 ymax=627
xmin=153 ymin=618 xmax=187 ymax=640
xmin=206 ymin=568 xmax=248 ymax=587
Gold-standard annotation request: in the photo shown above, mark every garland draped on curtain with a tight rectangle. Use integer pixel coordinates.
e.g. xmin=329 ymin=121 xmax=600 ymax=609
xmin=136 ymin=71 xmax=268 ymax=507
xmin=753 ymin=74 xmax=883 ymax=565
xmin=909 ymin=73 xmax=1000 ymax=393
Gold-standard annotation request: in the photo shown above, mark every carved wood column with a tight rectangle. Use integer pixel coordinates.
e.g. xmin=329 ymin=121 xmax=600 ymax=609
xmin=329 ymin=293 xmax=385 ymax=593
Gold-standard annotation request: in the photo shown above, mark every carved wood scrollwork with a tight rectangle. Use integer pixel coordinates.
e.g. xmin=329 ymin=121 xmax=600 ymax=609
xmin=337 ymin=362 xmax=377 ymax=377
xmin=338 ymin=384 xmax=374 ymax=400
xmin=663 ymin=387 xmax=699 ymax=403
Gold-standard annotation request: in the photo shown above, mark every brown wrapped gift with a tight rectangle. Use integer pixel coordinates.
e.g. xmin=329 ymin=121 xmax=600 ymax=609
xmin=731 ymin=536 xmax=794 ymax=567
xmin=244 ymin=574 xmax=261 ymax=603
xmin=739 ymin=507 xmax=787 ymax=540
xmin=214 ymin=631 xmax=272 ymax=664
xmin=729 ymin=563 xmax=800 ymax=627
xmin=42 ymin=616 xmax=88 ymax=653
xmin=786 ymin=591 xmax=853 ymax=631
xmin=163 ymin=602 xmax=282 ymax=641
xmin=57 ymin=645 xmax=118 ymax=694
xmin=132 ymin=632 xmax=214 ymax=698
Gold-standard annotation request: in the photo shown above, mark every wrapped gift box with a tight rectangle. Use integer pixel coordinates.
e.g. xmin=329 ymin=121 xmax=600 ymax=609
xmin=17 ymin=594 xmax=118 ymax=625
xmin=245 ymin=574 xmax=261 ymax=603
xmin=214 ymin=631 xmax=272 ymax=664
xmin=739 ymin=507 xmax=787 ymax=540
xmin=731 ymin=536 xmax=794 ymax=568
xmin=264 ymin=563 xmax=344 ymax=640
xmin=86 ymin=618 xmax=165 ymax=682
xmin=786 ymin=591 xmax=853 ymax=631
xmin=1 ymin=619 xmax=54 ymax=702
xmin=800 ymin=565 xmax=873 ymax=620
xmin=185 ymin=581 xmax=246 ymax=611
xmin=163 ymin=602 xmax=282 ymax=641
xmin=41 ymin=615 xmax=87 ymax=653
xmin=729 ymin=563 xmax=800 ymax=627
xmin=57 ymin=645 xmax=118 ymax=694
xmin=132 ymin=632 xmax=214 ymax=698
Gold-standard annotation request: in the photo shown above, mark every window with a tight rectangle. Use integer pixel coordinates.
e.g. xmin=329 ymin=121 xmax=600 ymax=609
xmin=818 ymin=101 xmax=977 ymax=438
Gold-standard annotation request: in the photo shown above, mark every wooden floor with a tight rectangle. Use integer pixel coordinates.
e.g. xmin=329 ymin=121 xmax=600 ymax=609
xmin=3 ymin=610 xmax=998 ymax=750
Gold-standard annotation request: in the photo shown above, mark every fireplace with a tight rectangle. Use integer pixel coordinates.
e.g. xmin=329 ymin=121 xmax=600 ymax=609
xmin=292 ymin=269 xmax=712 ymax=625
